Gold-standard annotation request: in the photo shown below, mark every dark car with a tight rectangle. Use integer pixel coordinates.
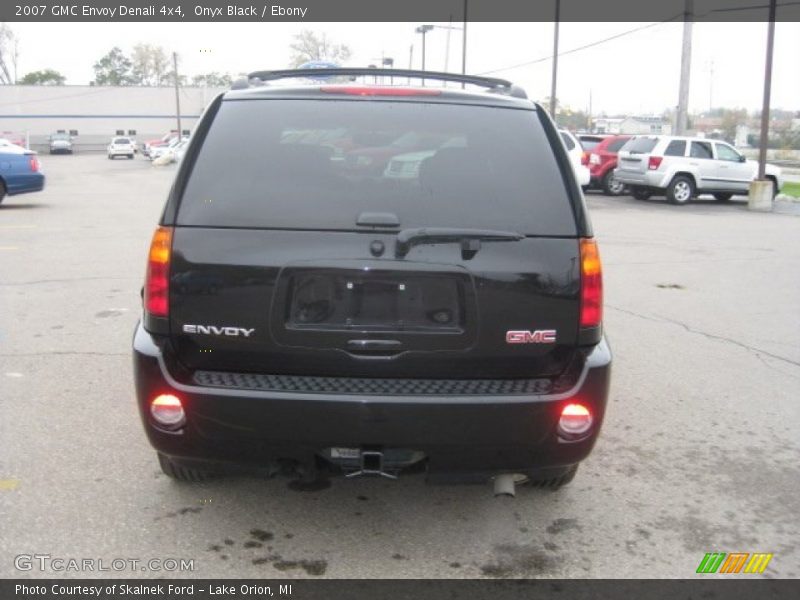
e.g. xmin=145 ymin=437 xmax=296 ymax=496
xmin=584 ymin=135 xmax=631 ymax=195
xmin=133 ymin=68 xmax=611 ymax=493
xmin=0 ymin=150 xmax=45 ymax=205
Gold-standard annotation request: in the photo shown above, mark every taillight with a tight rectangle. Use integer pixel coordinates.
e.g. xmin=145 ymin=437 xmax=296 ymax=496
xmin=579 ymin=238 xmax=603 ymax=329
xmin=581 ymin=151 xmax=589 ymax=166
xmin=319 ymin=86 xmax=441 ymax=96
xmin=558 ymin=403 xmax=593 ymax=437
xmin=648 ymin=156 xmax=663 ymax=170
xmin=29 ymin=157 xmax=39 ymax=172
xmin=589 ymin=153 xmax=601 ymax=165
xmin=150 ymin=393 xmax=185 ymax=428
xmin=144 ymin=226 xmax=173 ymax=318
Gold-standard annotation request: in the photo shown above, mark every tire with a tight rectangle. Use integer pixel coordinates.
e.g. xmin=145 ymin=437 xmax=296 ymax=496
xmin=713 ymin=193 xmax=733 ymax=202
xmin=0 ymin=180 xmax=6 ymax=204
xmin=631 ymin=186 xmax=652 ymax=201
xmin=666 ymin=175 xmax=694 ymax=205
xmin=528 ymin=465 xmax=578 ymax=490
xmin=157 ymin=453 xmax=209 ymax=482
xmin=128 ymin=154 xmax=134 ymax=159
xmin=602 ymin=170 xmax=625 ymax=196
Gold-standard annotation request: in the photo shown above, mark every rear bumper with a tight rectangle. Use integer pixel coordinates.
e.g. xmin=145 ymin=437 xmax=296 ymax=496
xmin=7 ymin=173 xmax=45 ymax=195
xmin=132 ymin=322 xmax=612 ymax=480
xmin=613 ymin=169 xmax=668 ymax=189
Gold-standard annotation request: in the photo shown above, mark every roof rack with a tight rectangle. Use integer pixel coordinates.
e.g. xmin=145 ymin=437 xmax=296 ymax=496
xmin=232 ymin=68 xmax=527 ymax=99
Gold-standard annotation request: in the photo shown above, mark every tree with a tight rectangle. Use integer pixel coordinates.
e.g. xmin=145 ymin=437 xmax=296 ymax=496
xmin=130 ymin=44 xmax=170 ymax=86
xmin=19 ymin=69 xmax=65 ymax=85
xmin=92 ymin=47 xmax=134 ymax=86
xmin=191 ymin=72 xmax=233 ymax=87
xmin=289 ymin=30 xmax=351 ymax=68
xmin=0 ymin=23 xmax=19 ymax=84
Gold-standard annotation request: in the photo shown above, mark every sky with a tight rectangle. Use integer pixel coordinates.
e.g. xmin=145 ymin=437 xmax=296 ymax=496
xmin=7 ymin=21 xmax=800 ymax=115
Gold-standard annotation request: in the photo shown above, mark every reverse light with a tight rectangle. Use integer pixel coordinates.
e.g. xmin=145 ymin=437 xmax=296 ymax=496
xmin=648 ymin=156 xmax=663 ymax=170
xmin=144 ymin=226 xmax=173 ymax=318
xmin=558 ymin=403 xmax=593 ymax=437
xmin=579 ymin=238 xmax=603 ymax=329
xmin=320 ymin=86 xmax=442 ymax=96
xmin=150 ymin=394 xmax=186 ymax=428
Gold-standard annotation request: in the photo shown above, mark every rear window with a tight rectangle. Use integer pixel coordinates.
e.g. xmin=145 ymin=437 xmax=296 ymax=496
xmin=623 ymin=137 xmax=659 ymax=154
xmin=664 ymin=140 xmax=686 ymax=156
xmin=177 ymin=99 xmax=577 ymax=235
xmin=113 ymin=137 xmax=130 ymax=144
xmin=578 ymin=136 xmax=605 ymax=151
xmin=606 ymin=138 xmax=628 ymax=153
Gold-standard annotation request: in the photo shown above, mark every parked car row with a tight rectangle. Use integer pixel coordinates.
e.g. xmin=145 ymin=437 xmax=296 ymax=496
xmin=613 ymin=135 xmax=783 ymax=204
xmin=558 ymin=130 xmax=784 ymax=205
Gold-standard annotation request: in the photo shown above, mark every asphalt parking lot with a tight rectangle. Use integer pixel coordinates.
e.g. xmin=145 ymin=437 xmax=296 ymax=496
xmin=1 ymin=154 xmax=798 ymax=579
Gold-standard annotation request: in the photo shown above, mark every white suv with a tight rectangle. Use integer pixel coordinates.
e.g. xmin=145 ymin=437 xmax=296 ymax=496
xmin=614 ymin=136 xmax=783 ymax=205
xmin=107 ymin=137 xmax=136 ymax=160
xmin=559 ymin=129 xmax=591 ymax=188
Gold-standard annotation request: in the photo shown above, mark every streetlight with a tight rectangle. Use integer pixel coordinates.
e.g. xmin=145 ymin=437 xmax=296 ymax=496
xmin=415 ymin=25 xmax=434 ymax=71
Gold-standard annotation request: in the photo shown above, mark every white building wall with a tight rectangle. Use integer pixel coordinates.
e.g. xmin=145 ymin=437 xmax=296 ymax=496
xmin=0 ymin=84 xmax=227 ymax=151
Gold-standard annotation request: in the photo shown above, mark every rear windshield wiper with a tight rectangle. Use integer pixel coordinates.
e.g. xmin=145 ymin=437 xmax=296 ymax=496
xmin=395 ymin=227 xmax=525 ymax=260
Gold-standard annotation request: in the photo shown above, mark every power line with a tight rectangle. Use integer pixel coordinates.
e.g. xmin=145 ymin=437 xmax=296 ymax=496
xmin=477 ymin=19 xmax=682 ymax=76
xmin=477 ymin=2 xmax=800 ymax=77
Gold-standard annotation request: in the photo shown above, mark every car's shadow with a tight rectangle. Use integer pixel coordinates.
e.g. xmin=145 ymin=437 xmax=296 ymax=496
xmin=0 ymin=203 xmax=49 ymax=210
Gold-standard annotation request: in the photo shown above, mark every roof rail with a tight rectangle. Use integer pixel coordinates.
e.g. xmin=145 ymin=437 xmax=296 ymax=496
xmin=235 ymin=68 xmax=527 ymax=99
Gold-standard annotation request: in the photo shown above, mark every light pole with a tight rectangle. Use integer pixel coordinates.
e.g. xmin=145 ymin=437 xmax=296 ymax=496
xmin=415 ymin=25 xmax=434 ymax=72
xmin=550 ymin=0 xmax=560 ymax=118
xmin=382 ymin=57 xmax=394 ymax=85
xmin=172 ymin=52 xmax=182 ymax=137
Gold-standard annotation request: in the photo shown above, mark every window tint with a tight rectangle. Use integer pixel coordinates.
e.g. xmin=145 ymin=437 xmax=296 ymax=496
xmin=664 ymin=140 xmax=686 ymax=156
xmin=560 ymin=132 xmax=575 ymax=150
xmin=178 ymin=100 xmax=576 ymax=236
xmin=690 ymin=141 xmax=713 ymax=159
xmin=715 ymin=143 xmax=740 ymax=161
xmin=606 ymin=138 xmax=629 ymax=153
xmin=113 ymin=137 xmax=130 ymax=144
xmin=623 ymin=137 xmax=658 ymax=154
xmin=579 ymin=139 xmax=601 ymax=151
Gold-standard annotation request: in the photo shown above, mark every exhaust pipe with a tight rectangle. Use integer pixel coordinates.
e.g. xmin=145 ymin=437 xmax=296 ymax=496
xmin=493 ymin=474 xmax=516 ymax=497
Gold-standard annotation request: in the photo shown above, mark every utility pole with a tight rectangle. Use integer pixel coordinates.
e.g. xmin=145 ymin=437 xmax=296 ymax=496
xmin=173 ymin=52 xmax=182 ymax=137
xmin=462 ymin=0 xmax=468 ymax=87
xmin=748 ymin=0 xmax=777 ymax=210
xmin=708 ymin=59 xmax=714 ymax=112
xmin=757 ymin=0 xmax=777 ymax=180
xmin=675 ymin=0 xmax=693 ymax=135
xmin=549 ymin=0 xmax=560 ymax=118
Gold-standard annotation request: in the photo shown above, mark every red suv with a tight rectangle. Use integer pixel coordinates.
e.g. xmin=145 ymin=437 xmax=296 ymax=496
xmin=584 ymin=135 xmax=631 ymax=196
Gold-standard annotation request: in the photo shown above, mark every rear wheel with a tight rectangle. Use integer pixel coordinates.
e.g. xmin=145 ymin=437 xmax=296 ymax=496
xmin=631 ymin=186 xmax=651 ymax=201
xmin=667 ymin=176 xmax=694 ymax=205
xmin=713 ymin=192 xmax=733 ymax=202
xmin=0 ymin=181 xmax=6 ymax=204
xmin=157 ymin=453 xmax=210 ymax=482
xmin=602 ymin=170 xmax=625 ymax=196
xmin=128 ymin=154 xmax=134 ymax=159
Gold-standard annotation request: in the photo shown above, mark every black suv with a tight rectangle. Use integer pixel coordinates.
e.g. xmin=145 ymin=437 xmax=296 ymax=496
xmin=133 ymin=69 xmax=611 ymax=491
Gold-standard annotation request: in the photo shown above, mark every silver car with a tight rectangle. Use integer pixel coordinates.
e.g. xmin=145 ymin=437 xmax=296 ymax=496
xmin=614 ymin=135 xmax=783 ymax=205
